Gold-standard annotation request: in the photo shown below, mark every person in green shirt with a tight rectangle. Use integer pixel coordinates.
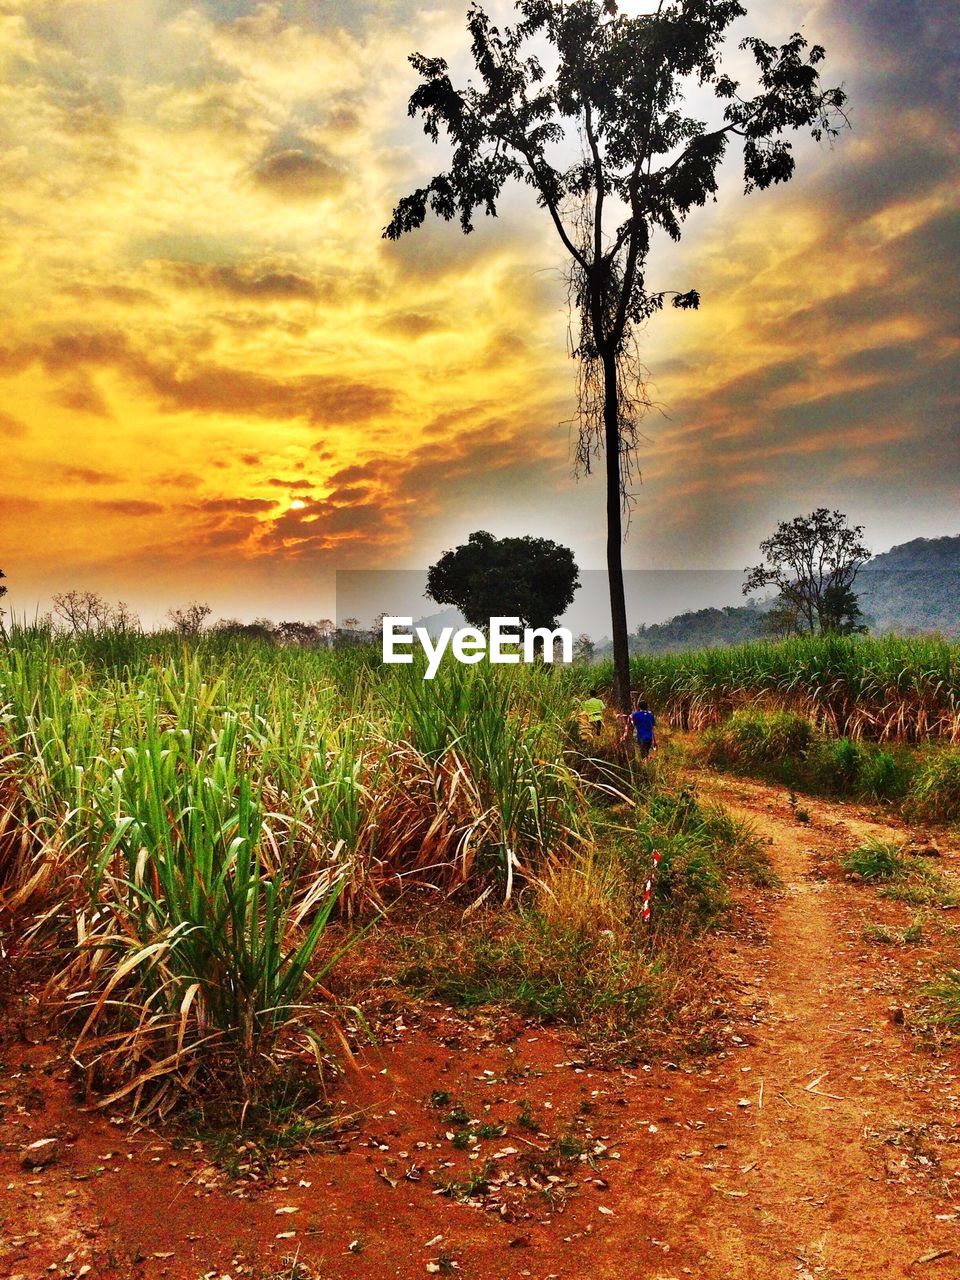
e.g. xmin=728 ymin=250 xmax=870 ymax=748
xmin=582 ymin=689 xmax=605 ymax=736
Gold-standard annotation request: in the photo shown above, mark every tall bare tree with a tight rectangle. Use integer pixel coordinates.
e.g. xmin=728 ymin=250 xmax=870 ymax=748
xmin=385 ymin=0 xmax=846 ymax=707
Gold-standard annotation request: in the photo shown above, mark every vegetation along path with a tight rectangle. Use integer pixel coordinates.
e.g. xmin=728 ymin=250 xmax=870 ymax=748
xmin=3 ymin=769 xmax=960 ymax=1279
xmin=645 ymin=768 xmax=960 ymax=1278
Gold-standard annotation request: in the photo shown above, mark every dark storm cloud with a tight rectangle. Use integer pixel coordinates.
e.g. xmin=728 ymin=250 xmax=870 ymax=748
xmin=654 ymin=0 xmax=960 ymax=551
xmin=252 ymin=148 xmax=345 ymax=199
xmin=164 ymin=261 xmax=321 ymax=302
xmin=830 ymin=344 xmax=921 ymax=379
xmin=828 ymin=0 xmax=960 ymax=110
xmin=822 ymin=135 xmax=954 ymax=225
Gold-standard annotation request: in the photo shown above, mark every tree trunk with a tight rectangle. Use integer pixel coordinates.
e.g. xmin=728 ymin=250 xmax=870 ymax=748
xmin=602 ymin=350 xmax=631 ymax=713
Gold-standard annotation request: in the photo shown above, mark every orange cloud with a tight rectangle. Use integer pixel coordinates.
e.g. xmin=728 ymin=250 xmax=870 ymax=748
xmin=0 ymin=0 xmax=957 ymax=622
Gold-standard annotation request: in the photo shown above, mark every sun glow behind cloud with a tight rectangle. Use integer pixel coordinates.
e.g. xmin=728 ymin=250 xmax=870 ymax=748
xmin=1 ymin=0 xmax=957 ymax=622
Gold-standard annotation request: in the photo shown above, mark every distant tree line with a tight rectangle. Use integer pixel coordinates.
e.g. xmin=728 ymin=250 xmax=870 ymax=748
xmin=22 ymin=587 xmax=369 ymax=648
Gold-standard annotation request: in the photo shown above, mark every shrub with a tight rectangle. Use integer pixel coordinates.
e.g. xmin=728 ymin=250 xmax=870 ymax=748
xmin=908 ymin=751 xmax=960 ymax=822
xmin=394 ymin=783 xmax=770 ymax=1046
xmin=859 ymin=749 xmax=910 ymax=801
xmin=841 ymin=838 xmax=908 ymax=881
xmin=813 ymin=736 xmax=864 ymax=790
xmin=702 ymin=709 xmax=815 ymax=772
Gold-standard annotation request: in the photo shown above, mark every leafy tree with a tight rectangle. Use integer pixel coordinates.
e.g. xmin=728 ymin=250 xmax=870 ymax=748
xmin=426 ymin=529 xmax=579 ymax=629
xmin=167 ymin=601 xmax=212 ymax=638
xmin=821 ymin=583 xmax=868 ymax=635
xmin=759 ymin=600 xmax=801 ymax=640
xmin=216 ymin=617 xmax=277 ymax=641
xmin=385 ymin=0 xmax=846 ymax=707
xmin=573 ymin=632 xmax=596 ymax=663
xmin=631 ymin=602 xmax=766 ymax=651
xmin=744 ymin=510 xmax=870 ymax=635
xmin=276 ymin=620 xmax=321 ymax=646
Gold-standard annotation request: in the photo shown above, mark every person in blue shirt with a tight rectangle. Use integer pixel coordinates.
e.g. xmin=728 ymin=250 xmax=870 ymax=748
xmin=623 ymin=699 xmax=657 ymax=759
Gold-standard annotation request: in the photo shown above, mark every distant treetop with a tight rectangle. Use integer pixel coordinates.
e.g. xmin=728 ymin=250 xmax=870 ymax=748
xmin=427 ymin=530 xmax=580 ymax=630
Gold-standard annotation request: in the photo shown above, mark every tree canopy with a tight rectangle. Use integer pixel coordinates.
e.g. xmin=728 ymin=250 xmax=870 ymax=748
xmin=744 ymin=509 xmax=870 ymax=635
xmin=426 ymin=530 xmax=580 ymax=630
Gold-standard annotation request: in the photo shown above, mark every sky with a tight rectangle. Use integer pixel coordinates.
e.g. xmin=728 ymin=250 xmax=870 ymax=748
xmin=1 ymin=0 xmax=957 ymax=627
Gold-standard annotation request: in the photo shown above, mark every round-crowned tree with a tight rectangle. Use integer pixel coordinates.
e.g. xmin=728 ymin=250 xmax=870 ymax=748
xmin=426 ymin=531 xmax=579 ymax=630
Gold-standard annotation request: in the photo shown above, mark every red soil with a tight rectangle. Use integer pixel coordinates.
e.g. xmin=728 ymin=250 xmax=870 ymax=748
xmin=3 ymin=772 xmax=960 ymax=1279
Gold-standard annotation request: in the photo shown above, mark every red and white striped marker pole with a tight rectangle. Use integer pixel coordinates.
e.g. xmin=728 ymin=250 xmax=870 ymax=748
xmin=642 ymin=850 xmax=662 ymax=924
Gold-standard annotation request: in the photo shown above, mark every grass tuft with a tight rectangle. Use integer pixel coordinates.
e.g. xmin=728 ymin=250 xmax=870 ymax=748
xmin=842 ymin=838 xmax=908 ymax=881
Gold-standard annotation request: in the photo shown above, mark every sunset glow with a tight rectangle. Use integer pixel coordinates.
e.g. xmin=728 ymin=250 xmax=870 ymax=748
xmin=1 ymin=0 xmax=957 ymax=624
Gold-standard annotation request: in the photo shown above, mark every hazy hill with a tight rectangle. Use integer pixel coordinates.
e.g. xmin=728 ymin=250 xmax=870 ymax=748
xmin=858 ymin=535 xmax=960 ymax=635
xmin=592 ymin=534 xmax=960 ymax=654
xmin=629 ymin=603 xmax=769 ymax=654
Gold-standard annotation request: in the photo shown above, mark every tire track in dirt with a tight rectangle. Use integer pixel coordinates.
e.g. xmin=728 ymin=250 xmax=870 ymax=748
xmin=644 ymin=769 xmax=960 ymax=1279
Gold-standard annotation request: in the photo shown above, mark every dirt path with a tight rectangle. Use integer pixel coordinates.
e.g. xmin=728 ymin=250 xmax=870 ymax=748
xmin=3 ymin=773 xmax=960 ymax=1279
xmin=626 ymin=770 xmax=960 ymax=1279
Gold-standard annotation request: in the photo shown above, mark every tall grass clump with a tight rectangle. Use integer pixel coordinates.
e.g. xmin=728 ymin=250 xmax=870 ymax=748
xmin=0 ymin=627 xmax=595 ymax=1105
xmin=58 ymin=717 xmax=347 ymax=1111
xmin=395 ymin=780 xmax=771 ymax=1053
xmin=702 ymin=708 xmax=815 ymax=772
xmin=841 ymin=838 xmax=908 ymax=882
xmin=622 ymin=633 xmax=960 ymax=743
xmin=700 ymin=707 xmax=927 ymax=807
xmin=908 ymin=751 xmax=960 ymax=822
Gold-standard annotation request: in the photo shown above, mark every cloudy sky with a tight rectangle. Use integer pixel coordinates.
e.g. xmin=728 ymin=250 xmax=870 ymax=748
xmin=1 ymin=0 xmax=957 ymax=625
